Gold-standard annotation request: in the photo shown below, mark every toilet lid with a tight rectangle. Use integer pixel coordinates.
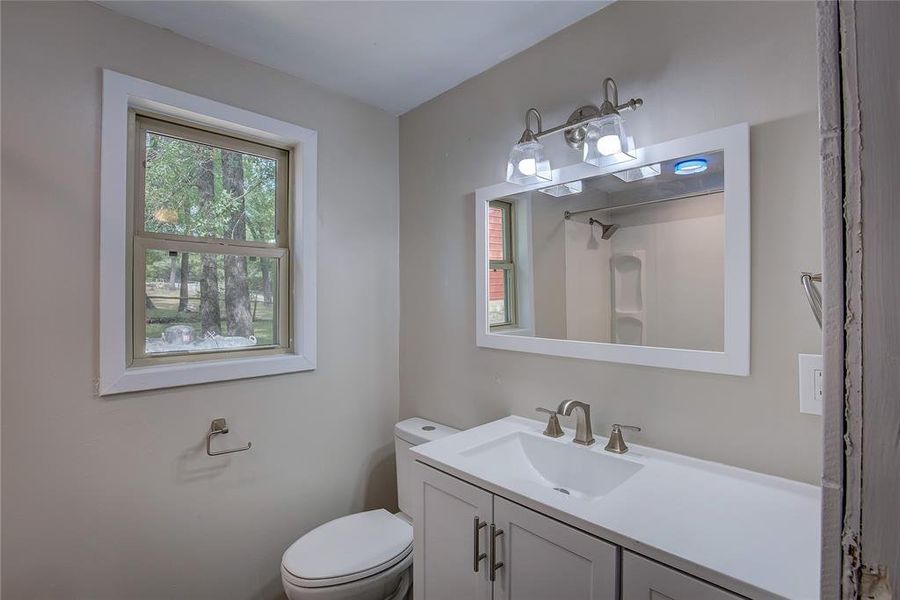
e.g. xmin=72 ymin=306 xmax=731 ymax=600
xmin=282 ymin=509 xmax=413 ymax=586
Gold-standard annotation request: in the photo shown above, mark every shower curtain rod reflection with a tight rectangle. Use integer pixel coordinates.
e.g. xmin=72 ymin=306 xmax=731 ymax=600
xmin=562 ymin=188 xmax=724 ymax=220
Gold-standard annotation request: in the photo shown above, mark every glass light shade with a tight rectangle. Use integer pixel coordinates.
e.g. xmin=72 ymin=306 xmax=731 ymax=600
xmin=538 ymin=180 xmax=583 ymax=197
xmin=611 ymin=164 xmax=661 ymax=182
xmin=582 ymin=114 xmax=635 ymax=168
xmin=506 ymin=140 xmax=551 ymax=185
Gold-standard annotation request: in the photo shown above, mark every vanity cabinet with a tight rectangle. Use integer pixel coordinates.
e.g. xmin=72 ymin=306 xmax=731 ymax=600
xmin=412 ymin=417 xmax=820 ymax=599
xmin=414 ymin=463 xmax=617 ymax=600
xmin=413 ymin=461 xmax=763 ymax=600
xmin=621 ymin=552 xmax=742 ymax=600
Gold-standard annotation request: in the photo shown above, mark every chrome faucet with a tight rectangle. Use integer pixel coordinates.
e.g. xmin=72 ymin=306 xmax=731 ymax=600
xmin=557 ymin=400 xmax=595 ymax=446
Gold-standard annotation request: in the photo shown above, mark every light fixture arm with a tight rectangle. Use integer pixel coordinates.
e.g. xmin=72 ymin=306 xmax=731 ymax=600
xmin=601 ymin=77 xmax=619 ymax=111
xmin=526 ymin=77 xmax=643 ymax=143
xmin=526 ymin=108 xmax=542 ymax=133
xmin=517 ymin=108 xmax=543 ymax=143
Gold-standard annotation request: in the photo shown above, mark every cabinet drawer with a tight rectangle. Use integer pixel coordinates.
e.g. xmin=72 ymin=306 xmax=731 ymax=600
xmin=622 ymin=551 xmax=743 ymax=600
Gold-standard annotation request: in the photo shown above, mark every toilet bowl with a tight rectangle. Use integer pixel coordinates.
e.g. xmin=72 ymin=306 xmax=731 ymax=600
xmin=281 ymin=418 xmax=458 ymax=600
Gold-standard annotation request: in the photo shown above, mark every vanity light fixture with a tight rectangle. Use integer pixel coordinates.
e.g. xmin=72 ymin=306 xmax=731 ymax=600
xmin=505 ymin=77 xmax=643 ymax=185
xmin=674 ymin=158 xmax=708 ymax=174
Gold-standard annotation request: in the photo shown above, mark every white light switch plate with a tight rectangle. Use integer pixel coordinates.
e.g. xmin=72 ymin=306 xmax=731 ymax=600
xmin=799 ymin=353 xmax=824 ymax=415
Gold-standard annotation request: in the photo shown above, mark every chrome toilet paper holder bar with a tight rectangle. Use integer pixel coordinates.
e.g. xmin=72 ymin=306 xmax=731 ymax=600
xmin=206 ymin=418 xmax=252 ymax=456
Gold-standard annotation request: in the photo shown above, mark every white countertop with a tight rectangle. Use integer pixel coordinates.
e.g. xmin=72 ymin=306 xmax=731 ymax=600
xmin=411 ymin=416 xmax=820 ymax=600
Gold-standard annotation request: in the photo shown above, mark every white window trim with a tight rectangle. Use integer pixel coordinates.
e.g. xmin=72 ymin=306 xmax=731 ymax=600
xmin=100 ymin=70 xmax=317 ymax=394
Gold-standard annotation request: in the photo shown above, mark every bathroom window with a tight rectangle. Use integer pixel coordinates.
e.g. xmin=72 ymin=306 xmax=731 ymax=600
xmin=130 ymin=114 xmax=291 ymax=364
xmin=488 ymin=199 xmax=517 ymax=328
xmin=101 ymin=71 xmax=317 ymax=394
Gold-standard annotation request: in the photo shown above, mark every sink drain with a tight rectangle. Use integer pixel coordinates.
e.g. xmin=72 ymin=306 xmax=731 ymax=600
xmin=553 ymin=487 xmax=570 ymax=495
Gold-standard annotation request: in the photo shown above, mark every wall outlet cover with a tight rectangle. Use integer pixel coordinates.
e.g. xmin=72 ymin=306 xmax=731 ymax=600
xmin=799 ymin=353 xmax=824 ymax=415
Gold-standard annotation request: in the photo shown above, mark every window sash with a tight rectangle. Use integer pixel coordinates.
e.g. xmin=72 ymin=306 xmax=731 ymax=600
xmin=489 ymin=265 xmax=517 ymax=328
xmin=130 ymin=237 xmax=291 ymax=365
xmin=133 ymin=113 xmax=291 ymax=249
xmin=489 ymin=199 xmax=517 ymax=328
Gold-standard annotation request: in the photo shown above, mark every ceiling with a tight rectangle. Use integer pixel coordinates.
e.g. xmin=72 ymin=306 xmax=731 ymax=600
xmin=98 ymin=1 xmax=610 ymax=115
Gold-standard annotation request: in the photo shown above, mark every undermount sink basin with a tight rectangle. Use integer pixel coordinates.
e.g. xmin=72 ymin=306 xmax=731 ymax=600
xmin=460 ymin=431 xmax=643 ymax=500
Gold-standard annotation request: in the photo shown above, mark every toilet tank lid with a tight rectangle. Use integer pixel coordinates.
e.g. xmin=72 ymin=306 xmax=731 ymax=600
xmin=394 ymin=418 xmax=459 ymax=445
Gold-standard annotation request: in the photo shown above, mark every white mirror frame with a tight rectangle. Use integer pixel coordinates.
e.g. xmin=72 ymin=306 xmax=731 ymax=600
xmin=475 ymin=123 xmax=749 ymax=375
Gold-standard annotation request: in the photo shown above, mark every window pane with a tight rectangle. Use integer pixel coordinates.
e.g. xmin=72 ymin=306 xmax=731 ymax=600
xmin=143 ymin=249 xmax=279 ymax=355
xmin=489 ymin=268 xmax=511 ymax=326
xmin=144 ymin=131 xmax=278 ymax=243
xmin=488 ymin=205 xmax=507 ymax=261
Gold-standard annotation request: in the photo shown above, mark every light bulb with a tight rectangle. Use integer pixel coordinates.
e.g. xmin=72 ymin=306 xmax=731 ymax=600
xmin=517 ymin=158 xmax=537 ymax=176
xmin=596 ymin=134 xmax=622 ymax=156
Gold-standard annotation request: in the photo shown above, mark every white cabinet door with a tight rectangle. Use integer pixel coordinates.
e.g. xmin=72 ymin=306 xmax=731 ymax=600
xmin=492 ymin=496 xmax=618 ymax=600
xmin=413 ymin=463 xmax=493 ymax=600
xmin=622 ymin=551 xmax=743 ymax=600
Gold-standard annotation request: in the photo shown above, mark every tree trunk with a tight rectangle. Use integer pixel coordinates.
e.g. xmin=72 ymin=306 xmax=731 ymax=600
xmin=221 ymin=150 xmax=253 ymax=338
xmin=200 ymin=256 xmax=220 ymax=335
xmin=145 ymin=294 xmax=155 ymax=310
xmin=178 ymin=252 xmax=190 ymax=312
xmin=250 ymin=223 xmax=273 ymax=303
xmin=196 ymin=150 xmax=220 ymax=335
xmin=261 ymin=259 xmax=272 ymax=303
xmin=168 ymin=253 xmax=178 ymax=289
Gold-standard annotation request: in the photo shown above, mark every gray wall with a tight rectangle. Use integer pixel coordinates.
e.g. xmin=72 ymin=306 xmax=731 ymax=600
xmin=399 ymin=1 xmax=823 ymax=484
xmin=1 ymin=3 xmax=399 ymax=598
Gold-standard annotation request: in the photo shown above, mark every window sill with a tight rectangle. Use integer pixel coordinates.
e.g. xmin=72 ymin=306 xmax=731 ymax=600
xmin=101 ymin=352 xmax=315 ymax=395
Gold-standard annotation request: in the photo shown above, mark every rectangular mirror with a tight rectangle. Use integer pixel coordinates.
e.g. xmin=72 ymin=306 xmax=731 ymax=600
xmin=475 ymin=124 xmax=749 ymax=375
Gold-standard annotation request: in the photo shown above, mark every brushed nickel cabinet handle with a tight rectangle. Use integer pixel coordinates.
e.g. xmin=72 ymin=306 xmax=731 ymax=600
xmin=489 ymin=524 xmax=504 ymax=582
xmin=473 ymin=517 xmax=487 ymax=572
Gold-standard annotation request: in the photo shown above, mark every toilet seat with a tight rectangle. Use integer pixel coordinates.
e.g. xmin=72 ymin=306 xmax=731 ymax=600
xmin=282 ymin=509 xmax=413 ymax=589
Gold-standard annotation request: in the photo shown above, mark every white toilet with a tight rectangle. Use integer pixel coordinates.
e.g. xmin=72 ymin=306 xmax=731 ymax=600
xmin=281 ymin=418 xmax=458 ymax=600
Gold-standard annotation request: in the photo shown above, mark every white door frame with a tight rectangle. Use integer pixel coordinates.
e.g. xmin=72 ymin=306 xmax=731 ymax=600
xmin=817 ymin=1 xmax=899 ymax=597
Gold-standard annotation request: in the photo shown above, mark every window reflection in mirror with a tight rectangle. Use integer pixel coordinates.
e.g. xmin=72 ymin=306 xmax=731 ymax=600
xmin=494 ymin=151 xmax=725 ymax=352
xmin=488 ymin=199 xmax=517 ymax=328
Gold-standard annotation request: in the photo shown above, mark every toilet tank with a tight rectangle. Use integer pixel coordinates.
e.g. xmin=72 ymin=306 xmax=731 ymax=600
xmin=394 ymin=418 xmax=459 ymax=519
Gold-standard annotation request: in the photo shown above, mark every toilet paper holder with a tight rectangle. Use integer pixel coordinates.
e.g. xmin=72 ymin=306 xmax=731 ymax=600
xmin=206 ymin=418 xmax=252 ymax=456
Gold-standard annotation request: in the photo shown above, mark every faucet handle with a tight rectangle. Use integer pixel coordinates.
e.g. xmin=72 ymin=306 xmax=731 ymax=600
xmin=604 ymin=424 xmax=641 ymax=454
xmin=613 ymin=424 xmax=641 ymax=432
xmin=535 ymin=407 xmax=564 ymax=438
